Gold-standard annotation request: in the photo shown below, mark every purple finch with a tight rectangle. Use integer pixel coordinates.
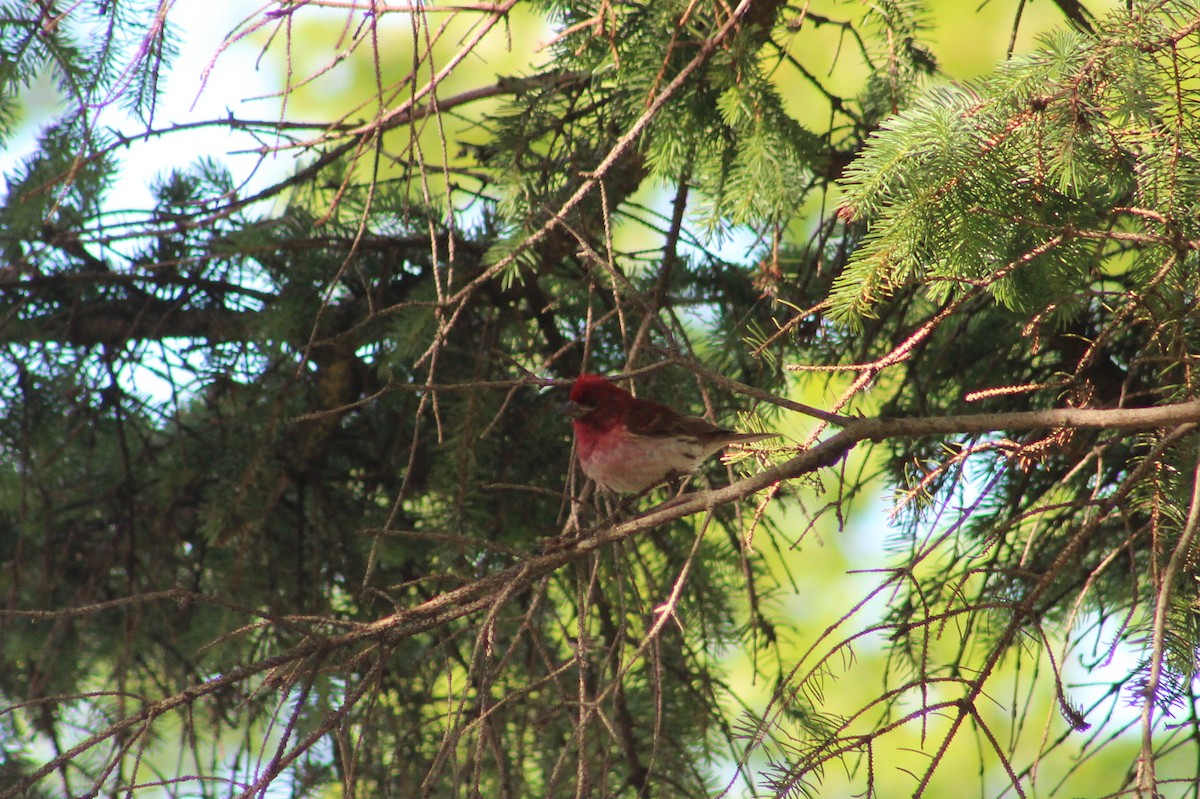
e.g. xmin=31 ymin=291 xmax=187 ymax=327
xmin=562 ymin=373 xmax=774 ymax=493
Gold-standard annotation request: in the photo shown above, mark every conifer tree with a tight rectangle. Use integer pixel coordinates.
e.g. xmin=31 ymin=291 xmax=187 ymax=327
xmin=2 ymin=1 xmax=1199 ymax=797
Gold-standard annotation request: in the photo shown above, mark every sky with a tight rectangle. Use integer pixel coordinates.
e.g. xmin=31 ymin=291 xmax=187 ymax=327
xmin=5 ymin=2 xmax=285 ymax=218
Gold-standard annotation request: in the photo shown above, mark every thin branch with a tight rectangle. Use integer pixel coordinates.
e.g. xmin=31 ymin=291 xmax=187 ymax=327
xmin=1137 ymin=438 xmax=1200 ymax=797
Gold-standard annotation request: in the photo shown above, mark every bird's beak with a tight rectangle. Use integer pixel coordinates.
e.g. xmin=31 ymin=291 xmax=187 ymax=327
xmin=560 ymin=400 xmax=592 ymax=419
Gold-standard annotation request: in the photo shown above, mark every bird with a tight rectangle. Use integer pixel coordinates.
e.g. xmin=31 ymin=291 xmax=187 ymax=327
xmin=562 ymin=373 xmax=775 ymax=493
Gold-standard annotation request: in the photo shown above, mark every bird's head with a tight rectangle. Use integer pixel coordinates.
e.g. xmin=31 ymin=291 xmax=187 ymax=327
xmin=562 ymin=373 xmax=632 ymax=429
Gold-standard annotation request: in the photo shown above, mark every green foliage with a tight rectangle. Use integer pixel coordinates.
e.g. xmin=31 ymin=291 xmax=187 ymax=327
xmin=838 ymin=8 xmax=1200 ymax=324
xmin=831 ymin=6 xmax=1200 ymax=788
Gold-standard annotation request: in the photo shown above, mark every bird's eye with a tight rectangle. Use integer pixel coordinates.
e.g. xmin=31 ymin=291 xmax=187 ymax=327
xmin=561 ymin=399 xmax=596 ymax=419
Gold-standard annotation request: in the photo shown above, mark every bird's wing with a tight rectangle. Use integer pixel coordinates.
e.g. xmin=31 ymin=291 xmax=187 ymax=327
xmin=626 ymin=401 xmax=725 ymax=438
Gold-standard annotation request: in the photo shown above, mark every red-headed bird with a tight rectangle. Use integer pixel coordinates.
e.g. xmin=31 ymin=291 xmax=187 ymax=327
xmin=562 ymin=373 xmax=775 ymax=493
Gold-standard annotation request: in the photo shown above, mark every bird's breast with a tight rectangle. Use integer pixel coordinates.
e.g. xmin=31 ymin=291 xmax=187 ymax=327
xmin=573 ymin=422 xmax=714 ymax=493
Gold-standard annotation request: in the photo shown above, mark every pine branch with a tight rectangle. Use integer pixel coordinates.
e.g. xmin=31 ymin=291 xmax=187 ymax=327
xmin=0 ymin=301 xmax=253 ymax=345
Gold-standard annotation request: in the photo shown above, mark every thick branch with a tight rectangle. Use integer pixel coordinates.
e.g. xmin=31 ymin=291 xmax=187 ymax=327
xmin=1 ymin=303 xmax=254 ymax=346
xmin=852 ymin=400 xmax=1200 ymax=439
xmin=581 ymin=397 xmax=1200 ymax=544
